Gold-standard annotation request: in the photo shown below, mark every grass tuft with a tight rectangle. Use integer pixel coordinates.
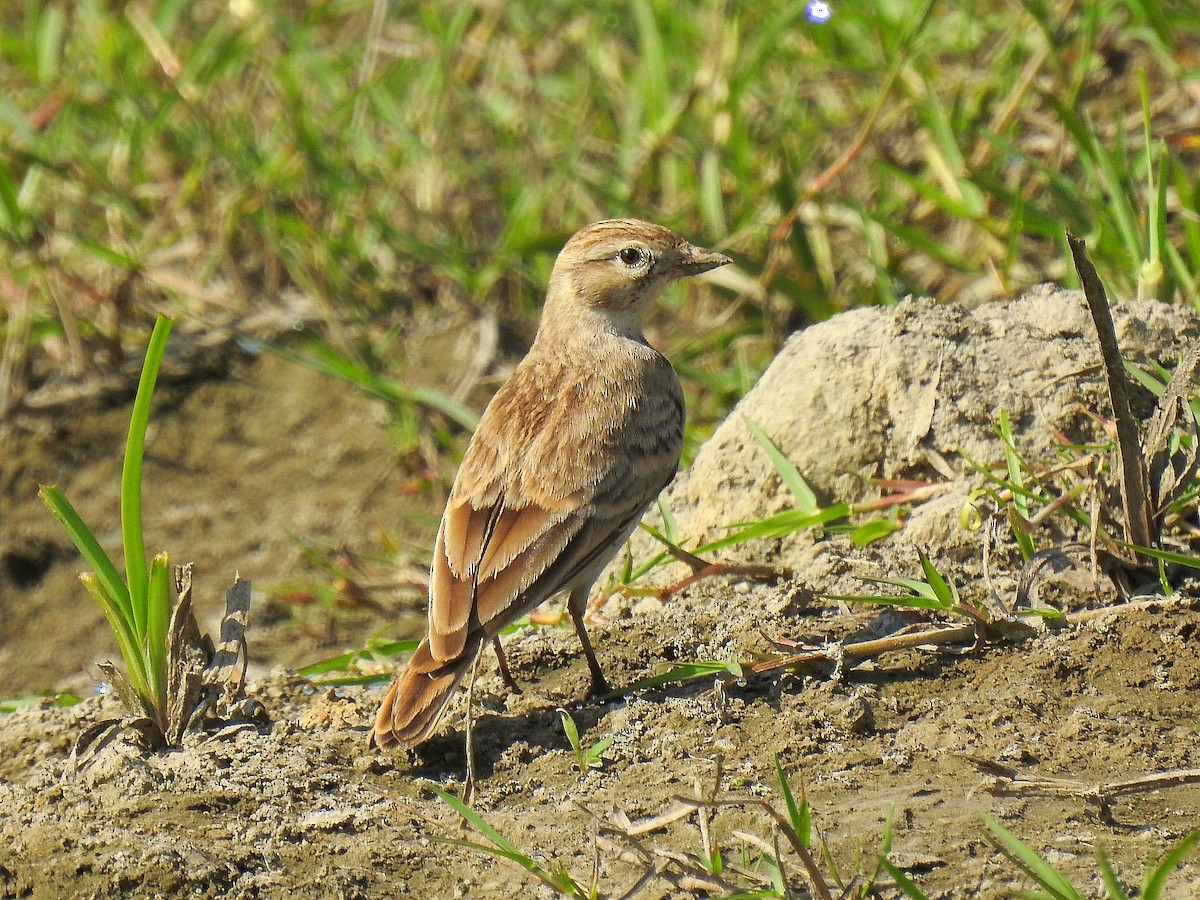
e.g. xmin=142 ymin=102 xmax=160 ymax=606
xmin=38 ymin=314 xmax=175 ymax=734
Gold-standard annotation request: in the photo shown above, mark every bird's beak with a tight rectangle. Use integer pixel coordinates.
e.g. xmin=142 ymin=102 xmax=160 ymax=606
xmin=675 ymin=244 xmax=733 ymax=277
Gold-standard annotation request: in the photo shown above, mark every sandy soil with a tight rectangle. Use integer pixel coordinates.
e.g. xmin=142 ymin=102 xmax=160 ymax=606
xmin=2 ymin=292 xmax=1200 ymax=899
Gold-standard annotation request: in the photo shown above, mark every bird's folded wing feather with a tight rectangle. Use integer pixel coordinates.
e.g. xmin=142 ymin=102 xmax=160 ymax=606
xmin=428 ymin=495 xmax=578 ymax=658
xmin=426 ymin=450 xmax=673 ymax=663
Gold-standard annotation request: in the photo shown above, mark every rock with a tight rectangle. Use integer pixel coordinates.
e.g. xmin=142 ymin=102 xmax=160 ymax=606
xmin=647 ymin=290 xmax=1199 ymax=568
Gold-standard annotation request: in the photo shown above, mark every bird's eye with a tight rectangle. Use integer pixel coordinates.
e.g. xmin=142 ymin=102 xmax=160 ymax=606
xmin=618 ymin=246 xmax=647 ymax=268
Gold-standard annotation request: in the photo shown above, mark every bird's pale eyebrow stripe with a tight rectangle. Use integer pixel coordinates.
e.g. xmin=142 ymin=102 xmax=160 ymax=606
xmin=580 ymin=220 xmax=665 ymax=246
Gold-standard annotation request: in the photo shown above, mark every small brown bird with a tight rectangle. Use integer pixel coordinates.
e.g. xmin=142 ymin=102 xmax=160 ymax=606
xmin=371 ymin=219 xmax=731 ymax=750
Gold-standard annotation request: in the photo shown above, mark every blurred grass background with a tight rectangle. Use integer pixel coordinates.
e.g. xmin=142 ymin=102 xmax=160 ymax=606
xmin=1 ymin=0 xmax=1198 ymax=457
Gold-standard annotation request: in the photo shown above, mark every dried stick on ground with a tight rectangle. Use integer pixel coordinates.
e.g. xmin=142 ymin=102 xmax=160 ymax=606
xmin=968 ymin=756 xmax=1200 ymax=822
xmin=745 ymin=594 xmax=1195 ymax=679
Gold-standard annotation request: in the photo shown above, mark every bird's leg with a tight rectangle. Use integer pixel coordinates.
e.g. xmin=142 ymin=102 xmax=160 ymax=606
xmin=490 ymin=637 xmax=521 ymax=693
xmin=463 ymin=651 xmax=482 ymax=806
xmin=568 ymin=586 xmax=611 ymax=698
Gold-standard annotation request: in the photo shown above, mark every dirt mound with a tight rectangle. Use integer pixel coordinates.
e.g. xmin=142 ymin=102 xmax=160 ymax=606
xmin=650 ymin=288 xmax=1197 ymax=562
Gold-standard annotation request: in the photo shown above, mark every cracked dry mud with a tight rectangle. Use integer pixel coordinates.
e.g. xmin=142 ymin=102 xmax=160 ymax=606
xmin=2 ymin=291 xmax=1200 ymax=899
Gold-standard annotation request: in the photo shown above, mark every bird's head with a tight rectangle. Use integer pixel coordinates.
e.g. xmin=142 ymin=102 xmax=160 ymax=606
xmin=542 ymin=219 xmax=731 ymax=337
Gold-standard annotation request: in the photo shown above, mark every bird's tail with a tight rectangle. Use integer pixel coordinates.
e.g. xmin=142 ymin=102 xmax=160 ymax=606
xmin=370 ymin=638 xmax=476 ymax=750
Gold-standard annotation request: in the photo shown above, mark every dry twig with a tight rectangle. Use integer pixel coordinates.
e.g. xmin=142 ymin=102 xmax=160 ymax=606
xmin=968 ymin=756 xmax=1200 ymax=823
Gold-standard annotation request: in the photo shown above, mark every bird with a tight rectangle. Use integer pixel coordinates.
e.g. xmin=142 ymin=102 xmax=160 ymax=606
xmin=370 ymin=219 xmax=731 ymax=750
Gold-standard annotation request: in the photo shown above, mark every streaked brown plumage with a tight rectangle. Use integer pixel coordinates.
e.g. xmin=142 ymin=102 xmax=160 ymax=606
xmin=371 ymin=219 xmax=731 ymax=750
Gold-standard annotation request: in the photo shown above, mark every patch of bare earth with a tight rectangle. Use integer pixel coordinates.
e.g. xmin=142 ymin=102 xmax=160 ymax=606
xmin=2 ymin=292 xmax=1200 ymax=898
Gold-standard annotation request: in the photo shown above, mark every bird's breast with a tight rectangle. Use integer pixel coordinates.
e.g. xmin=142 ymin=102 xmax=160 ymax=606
xmin=457 ymin=340 xmax=683 ymax=506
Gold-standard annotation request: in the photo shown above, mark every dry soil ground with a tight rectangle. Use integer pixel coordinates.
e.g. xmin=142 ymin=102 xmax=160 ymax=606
xmin=1 ymin=292 xmax=1199 ymax=899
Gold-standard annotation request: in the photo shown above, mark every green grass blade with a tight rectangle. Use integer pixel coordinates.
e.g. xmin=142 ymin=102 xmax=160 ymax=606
xmin=997 ymin=410 xmax=1029 ymax=514
xmin=430 ymin=834 xmax=546 ymax=877
xmin=699 ymin=150 xmax=726 ymax=236
xmin=1141 ymin=828 xmax=1200 ymax=900
xmin=982 ymin=815 xmax=1083 ymax=900
xmin=917 ymin=550 xmax=955 ymax=608
xmin=823 ymin=593 xmax=948 ymax=611
xmin=774 ymin=755 xmax=810 ymax=845
xmin=1121 ymin=0 xmax=1174 ymax=63
xmin=996 ymin=410 xmax=1037 ymax=559
xmin=0 ymin=157 xmax=28 ymax=232
xmin=958 ymin=448 xmax=1053 ymax=506
xmin=701 ymin=503 xmax=853 ymax=553
xmin=558 ymin=708 xmax=582 ymax=756
xmin=744 ymin=416 xmax=818 ymax=513
xmin=145 ymin=552 xmax=172 ymax=722
xmin=873 ymin=163 xmax=983 ymax=225
xmin=122 ymin=314 xmax=174 ymax=640
xmin=1095 ymin=846 xmax=1130 ymax=900
xmin=1123 ymin=359 xmax=1166 ymax=396
xmin=80 ymin=573 xmax=152 ymax=712
xmin=851 ymin=517 xmax=903 ymax=547
xmin=867 ymin=806 xmax=897 ymax=891
xmin=39 ymin=485 xmax=133 ymax=625
xmin=297 ymin=638 xmax=420 ymax=677
xmin=430 ymin=787 xmax=520 ymax=855
xmin=0 ymin=692 xmax=83 ymax=714
xmin=614 ymin=660 xmax=742 ymax=696
xmin=880 ymin=858 xmax=931 ymax=899
xmin=1115 ymin=542 xmax=1200 ymax=569
xmin=302 ymin=673 xmax=394 ymax=687
xmin=658 ymin=498 xmax=679 ymax=543
xmin=32 ymin=5 xmax=63 ymax=83
xmin=405 ymin=385 xmax=483 ymax=432
xmin=858 ymin=574 xmax=939 ymax=598
xmin=73 ymin=236 xmax=141 ymax=270
xmin=586 ymin=737 xmax=613 ymax=768
xmin=630 ymin=0 xmax=667 ymax=126
xmin=430 ymin=835 xmax=584 ymax=897
xmin=270 ymin=341 xmax=480 ymax=431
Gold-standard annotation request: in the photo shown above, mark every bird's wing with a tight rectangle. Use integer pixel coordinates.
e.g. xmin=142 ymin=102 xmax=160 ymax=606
xmin=427 ymin=492 xmax=581 ymax=660
xmin=428 ymin=465 xmax=668 ymax=662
